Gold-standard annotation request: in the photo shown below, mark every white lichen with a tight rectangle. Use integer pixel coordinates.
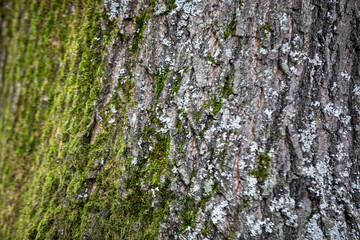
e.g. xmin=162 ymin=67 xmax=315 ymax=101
xmin=210 ymin=200 xmax=228 ymax=225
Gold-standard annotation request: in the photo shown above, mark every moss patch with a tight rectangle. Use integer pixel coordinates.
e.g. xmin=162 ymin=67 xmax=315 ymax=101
xmin=205 ymin=73 xmax=234 ymax=116
xmin=224 ymin=12 xmax=239 ymax=39
xmin=154 ymin=66 xmax=170 ymax=100
xmin=131 ymin=0 xmax=157 ymax=54
xmin=251 ymin=150 xmax=272 ymax=181
xmin=0 ymin=0 xmax=171 ymax=239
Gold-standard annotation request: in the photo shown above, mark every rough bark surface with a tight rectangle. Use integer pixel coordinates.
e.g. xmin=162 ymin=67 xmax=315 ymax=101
xmin=1 ymin=0 xmax=360 ymax=239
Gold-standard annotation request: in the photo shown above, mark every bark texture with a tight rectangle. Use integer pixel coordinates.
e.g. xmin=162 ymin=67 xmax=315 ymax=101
xmin=1 ymin=0 xmax=360 ymax=239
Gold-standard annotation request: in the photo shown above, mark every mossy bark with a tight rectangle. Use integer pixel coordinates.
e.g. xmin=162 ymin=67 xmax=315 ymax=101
xmin=1 ymin=0 xmax=360 ymax=239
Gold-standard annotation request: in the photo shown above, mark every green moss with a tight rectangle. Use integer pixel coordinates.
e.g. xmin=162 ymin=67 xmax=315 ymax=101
xmin=240 ymin=196 xmax=250 ymax=210
xmin=131 ymin=0 xmax=157 ymax=54
xmin=212 ymin=98 xmax=223 ymax=116
xmin=201 ymin=224 xmax=211 ymax=236
xmin=108 ymin=98 xmax=174 ymax=239
xmin=210 ymin=180 xmax=220 ymax=195
xmin=306 ymin=209 xmax=319 ymax=221
xmin=224 ymin=12 xmax=239 ymax=39
xmin=194 ymin=111 xmax=202 ymax=123
xmin=120 ymin=77 xmax=136 ymax=102
xmin=173 ymin=75 xmax=182 ymax=95
xmin=262 ymin=24 xmax=271 ymax=39
xmin=42 ymin=171 xmax=60 ymax=200
xmin=239 ymin=0 xmax=244 ymax=8
xmin=165 ymin=0 xmax=177 ymax=13
xmin=204 ymin=73 xmax=234 ymax=116
xmin=154 ymin=66 xmax=170 ymax=100
xmin=176 ymin=109 xmax=185 ymax=130
xmin=222 ymin=73 xmax=234 ymax=97
xmin=180 ymin=195 xmax=197 ymax=229
xmin=262 ymin=24 xmax=271 ymax=32
xmin=148 ymin=133 xmax=171 ymax=186
xmin=225 ymin=230 xmax=238 ymax=240
xmin=251 ymin=150 xmax=272 ymax=181
xmin=172 ymin=69 xmax=187 ymax=95
xmin=0 ymin=0 xmax=159 ymax=238
xmin=206 ymin=54 xmax=216 ymax=64
xmin=131 ymin=12 xmax=148 ymax=54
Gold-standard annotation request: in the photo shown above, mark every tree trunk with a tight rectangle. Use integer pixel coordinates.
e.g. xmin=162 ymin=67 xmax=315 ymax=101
xmin=1 ymin=0 xmax=360 ymax=239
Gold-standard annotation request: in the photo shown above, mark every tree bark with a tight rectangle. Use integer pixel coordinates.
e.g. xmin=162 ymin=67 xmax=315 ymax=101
xmin=1 ymin=0 xmax=360 ymax=239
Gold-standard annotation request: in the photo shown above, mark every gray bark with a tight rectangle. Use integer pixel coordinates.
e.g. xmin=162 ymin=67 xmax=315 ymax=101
xmin=110 ymin=0 xmax=360 ymax=238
